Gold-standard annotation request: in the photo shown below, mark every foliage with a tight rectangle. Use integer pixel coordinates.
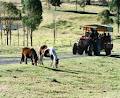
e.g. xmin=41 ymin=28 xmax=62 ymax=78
xmin=6 ymin=2 xmax=20 ymax=15
xmin=78 ymin=0 xmax=86 ymax=11
xmin=43 ymin=20 xmax=72 ymax=29
xmin=22 ymin=15 xmax=42 ymax=31
xmin=21 ymin=0 xmax=43 ymax=31
xmin=97 ymin=9 xmax=113 ymax=24
xmin=50 ymin=0 xmax=62 ymax=6
xmin=110 ymin=0 xmax=120 ymax=12
xmin=86 ymin=0 xmax=91 ymax=5
xmin=22 ymin=0 xmax=42 ymax=16
xmin=0 ymin=1 xmax=20 ymax=16
xmin=110 ymin=0 xmax=120 ymax=33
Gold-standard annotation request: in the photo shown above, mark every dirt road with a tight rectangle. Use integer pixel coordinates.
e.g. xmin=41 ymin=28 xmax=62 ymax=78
xmin=0 ymin=53 xmax=82 ymax=65
xmin=0 ymin=52 xmax=119 ymax=65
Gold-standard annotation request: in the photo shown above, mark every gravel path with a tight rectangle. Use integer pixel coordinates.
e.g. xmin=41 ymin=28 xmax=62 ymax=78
xmin=0 ymin=52 xmax=119 ymax=65
xmin=0 ymin=53 xmax=83 ymax=65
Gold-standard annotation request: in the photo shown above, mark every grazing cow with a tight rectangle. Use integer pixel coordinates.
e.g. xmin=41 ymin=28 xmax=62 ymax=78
xmin=39 ymin=45 xmax=59 ymax=68
xmin=20 ymin=47 xmax=38 ymax=65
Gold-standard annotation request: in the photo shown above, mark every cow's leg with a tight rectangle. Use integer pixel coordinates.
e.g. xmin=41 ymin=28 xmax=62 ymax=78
xmin=38 ymin=54 xmax=42 ymax=64
xmin=55 ymin=63 xmax=58 ymax=68
xmin=20 ymin=54 xmax=24 ymax=64
xmin=55 ymin=59 xmax=59 ymax=68
xmin=25 ymin=57 xmax=27 ymax=64
xmin=38 ymin=54 xmax=41 ymax=64
xmin=50 ymin=55 xmax=54 ymax=67
xmin=50 ymin=60 xmax=53 ymax=67
xmin=40 ymin=54 xmax=44 ymax=65
xmin=31 ymin=57 xmax=34 ymax=65
xmin=39 ymin=51 xmax=44 ymax=65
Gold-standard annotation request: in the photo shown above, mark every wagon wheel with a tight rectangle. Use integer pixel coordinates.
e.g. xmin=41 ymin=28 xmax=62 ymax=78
xmin=77 ymin=46 xmax=84 ymax=55
xmin=104 ymin=43 xmax=113 ymax=56
xmin=88 ymin=45 xmax=93 ymax=56
xmin=105 ymin=49 xmax=111 ymax=56
xmin=73 ymin=43 xmax=77 ymax=55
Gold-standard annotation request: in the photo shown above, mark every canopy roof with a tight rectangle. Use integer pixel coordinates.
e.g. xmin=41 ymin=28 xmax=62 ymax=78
xmin=83 ymin=24 xmax=113 ymax=32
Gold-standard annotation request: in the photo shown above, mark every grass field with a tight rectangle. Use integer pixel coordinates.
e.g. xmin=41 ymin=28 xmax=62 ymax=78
xmin=0 ymin=1 xmax=120 ymax=98
xmin=0 ymin=56 xmax=120 ymax=98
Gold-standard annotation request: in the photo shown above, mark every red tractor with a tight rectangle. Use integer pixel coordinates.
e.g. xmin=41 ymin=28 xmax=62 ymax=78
xmin=73 ymin=24 xmax=113 ymax=56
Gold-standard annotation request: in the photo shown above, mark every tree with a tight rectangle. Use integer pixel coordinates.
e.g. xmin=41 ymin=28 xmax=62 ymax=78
xmin=5 ymin=2 xmax=20 ymax=45
xmin=98 ymin=0 xmax=107 ymax=5
xmin=79 ymin=0 xmax=86 ymax=11
xmin=21 ymin=0 xmax=43 ymax=46
xmin=110 ymin=0 xmax=120 ymax=34
xmin=75 ymin=0 xmax=78 ymax=12
xmin=97 ymin=9 xmax=113 ymax=24
xmin=0 ymin=1 xmax=20 ymax=45
xmin=86 ymin=0 xmax=91 ymax=5
xmin=49 ymin=0 xmax=62 ymax=44
xmin=50 ymin=0 xmax=61 ymax=6
xmin=0 ymin=1 xmax=4 ymax=45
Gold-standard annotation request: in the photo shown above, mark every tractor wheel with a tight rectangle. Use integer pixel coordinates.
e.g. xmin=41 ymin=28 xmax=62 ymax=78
xmin=78 ymin=46 xmax=84 ymax=55
xmin=105 ymin=49 xmax=111 ymax=56
xmin=88 ymin=50 xmax=92 ymax=56
xmin=104 ymin=43 xmax=113 ymax=56
xmin=73 ymin=43 xmax=77 ymax=55
xmin=88 ymin=45 xmax=93 ymax=56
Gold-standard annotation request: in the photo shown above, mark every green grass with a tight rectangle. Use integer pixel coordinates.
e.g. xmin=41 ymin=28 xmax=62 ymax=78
xmin=0 ymin=56 xmax=120 ymax=98
xmin=42 ymin=20 xmax=73 ymax=29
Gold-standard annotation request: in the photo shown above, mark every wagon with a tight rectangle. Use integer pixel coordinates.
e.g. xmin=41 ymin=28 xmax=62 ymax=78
xmin=73 ymin=24 xmax=113 ymax=56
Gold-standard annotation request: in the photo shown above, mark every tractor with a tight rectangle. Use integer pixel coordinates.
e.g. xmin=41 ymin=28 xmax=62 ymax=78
xmin=73 ymin=24 xmax=113 ymax=56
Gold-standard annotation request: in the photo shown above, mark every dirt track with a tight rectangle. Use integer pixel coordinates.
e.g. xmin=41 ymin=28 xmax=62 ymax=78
xmin=0 ymin=53 xmax=82 ymax=65
xmin=0 ymin=52 xmax=119 ymax=65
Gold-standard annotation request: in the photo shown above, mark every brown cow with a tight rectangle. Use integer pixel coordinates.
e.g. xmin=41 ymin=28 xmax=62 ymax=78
xmin=20 ymin=47 xmax=38 ymax=65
